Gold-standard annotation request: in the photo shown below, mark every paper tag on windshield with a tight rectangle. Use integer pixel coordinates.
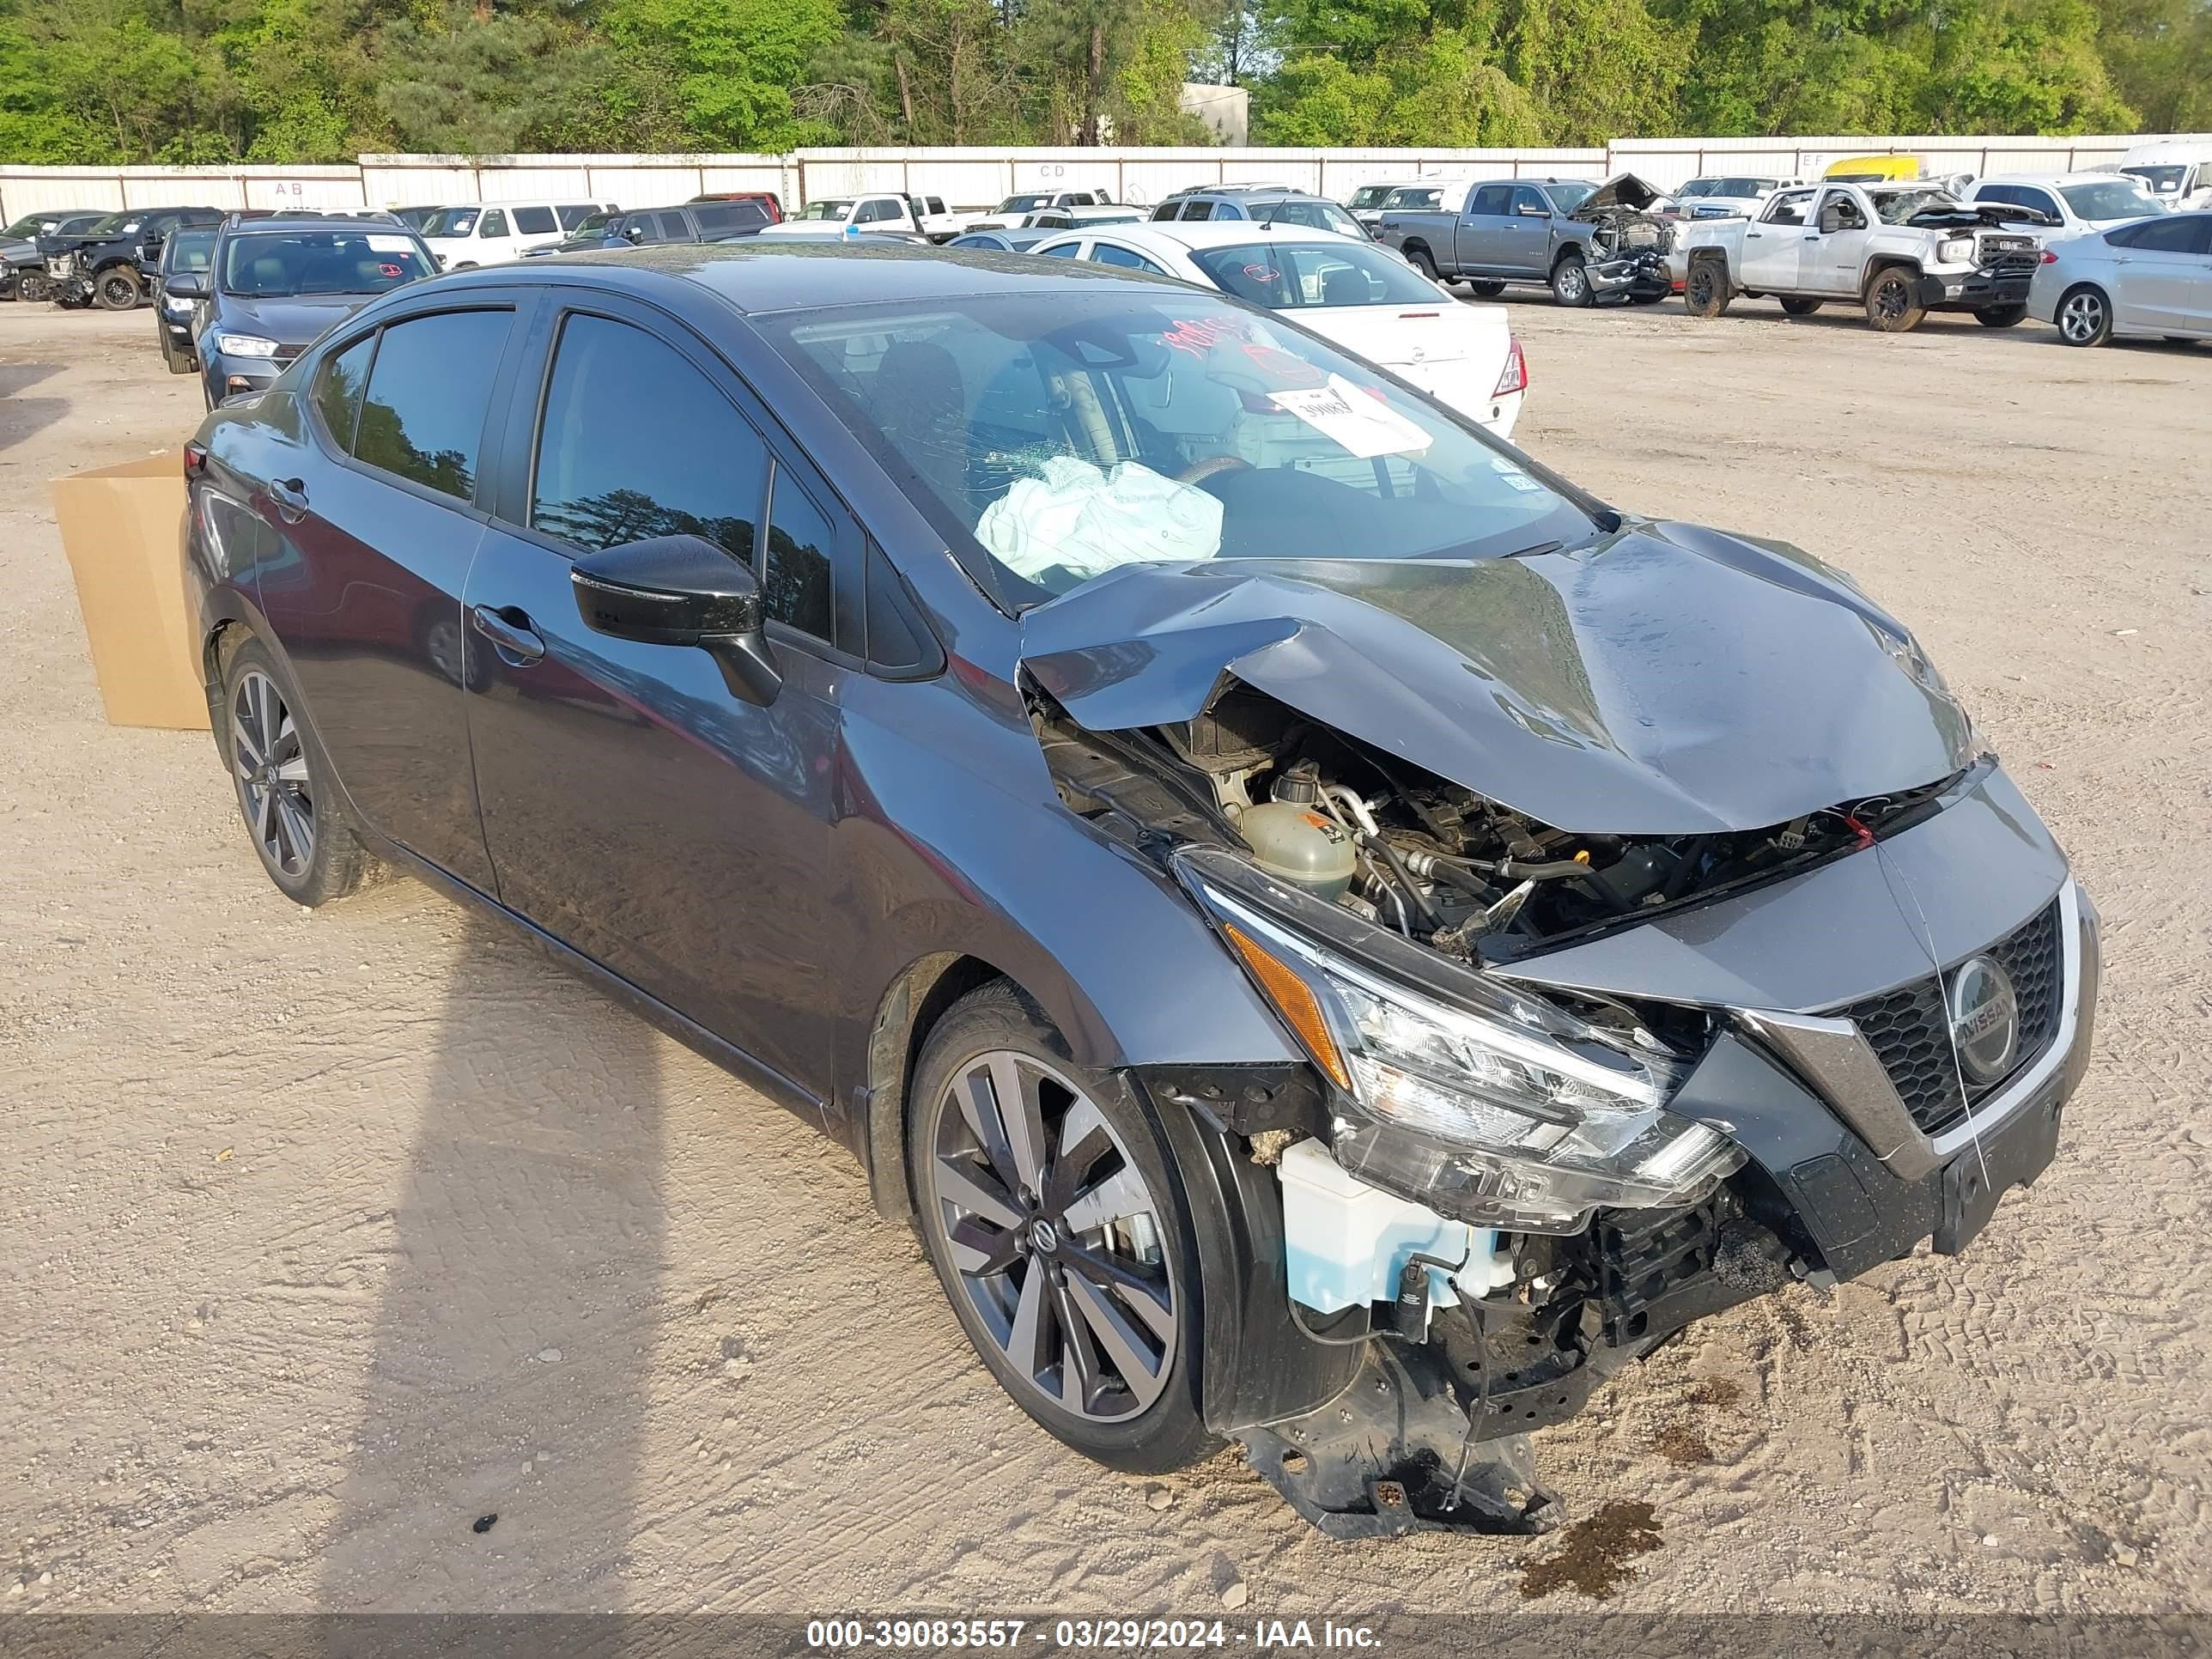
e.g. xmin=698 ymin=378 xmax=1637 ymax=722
xmin=367 ymin=234 xmax=416 ymax=253
xmin=1267 ymin=374 xmax=1431 ymax=459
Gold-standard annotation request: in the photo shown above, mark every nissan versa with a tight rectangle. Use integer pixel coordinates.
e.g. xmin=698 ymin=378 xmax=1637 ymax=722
xmin=183 ymin=244 xmax=2098 ymax=1536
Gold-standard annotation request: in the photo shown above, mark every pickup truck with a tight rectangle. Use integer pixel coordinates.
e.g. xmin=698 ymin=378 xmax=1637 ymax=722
xmin=757 ymin=191 xmax=966 ymax=242
xmin=1377 ymin=173 xmax=1674 ymax=306
xmin=1674 ymin=180 xmax=2049 ymax=332
xmin=43 ymin=206 xmax=226 ymax=310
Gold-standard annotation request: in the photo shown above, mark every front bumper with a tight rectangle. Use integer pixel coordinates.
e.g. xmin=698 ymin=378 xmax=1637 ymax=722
xmin=1588 ymin=250 xmax=1672 ymax=299
xmin=1237 ymin=774 xmax=2098 ymax=1536
xmin=1919 ymin=264 xmax=2034 ymax=311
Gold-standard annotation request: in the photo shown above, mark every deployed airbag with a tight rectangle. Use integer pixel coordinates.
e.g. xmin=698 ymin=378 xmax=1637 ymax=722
xmin=978 ymin=457 xmax=1223 ymax=584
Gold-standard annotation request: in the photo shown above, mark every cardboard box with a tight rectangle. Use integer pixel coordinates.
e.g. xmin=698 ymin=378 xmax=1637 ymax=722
xmin=52 ymin=451 xmax=210 ymax=731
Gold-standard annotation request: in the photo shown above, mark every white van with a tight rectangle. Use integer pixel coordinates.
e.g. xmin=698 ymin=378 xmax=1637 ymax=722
xmin=2118 ymin=143 xmax=2212 ymax=212
xmin=420 ymin=202 xmax=614 ymax=268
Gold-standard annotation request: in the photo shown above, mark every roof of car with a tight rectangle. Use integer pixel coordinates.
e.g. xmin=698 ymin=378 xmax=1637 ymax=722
xmin=1975 ymin=172 xmax=2137 ymax=187
xmin=1042 ymin=220 xmax=1370 ymax=253
xmin=445 ymin=240 xmax=1172 ymax=313
xmin=222 ymin=215 xmax=420 ymax=233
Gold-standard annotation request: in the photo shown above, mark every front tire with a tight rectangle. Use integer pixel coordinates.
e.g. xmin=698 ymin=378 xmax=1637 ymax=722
xmin=2056 ymin=284 xmax=2112 ymax=347
xmin=17 ymin=271 xmax=50 ymax=304
xmin=907 ymin=981 xmax=1217 ymax=1475
xmin=1975 ymin=303 xmax=2027 ymax=328
xmin=1550 ymin=252 xmax=1591 ymax=308
xmin=1683 ymin=257 xmax=1729 ymax=319
xmin=222 ymin=637 xmax=378 ymax=905
xmin=1863 ymin=266 xmax=1925 ymax=332
xmin=94 ymin=268 xmax=141 ymax=311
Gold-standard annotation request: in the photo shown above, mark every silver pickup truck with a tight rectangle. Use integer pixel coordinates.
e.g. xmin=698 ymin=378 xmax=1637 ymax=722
xmin=1377 ymin=173 xmax=1674 ymax=307
xmin=1674 ymin=180 xmax=2050 ymax=332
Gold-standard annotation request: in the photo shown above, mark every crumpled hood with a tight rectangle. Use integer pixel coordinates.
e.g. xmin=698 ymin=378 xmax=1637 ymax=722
xmin=1018 ymin=522 xmax=1976 ymax=836
xmin=216 ymin=293 xmax=376 ymax=345
xmin=1574 ymin=173 xmax=1665 ymax=216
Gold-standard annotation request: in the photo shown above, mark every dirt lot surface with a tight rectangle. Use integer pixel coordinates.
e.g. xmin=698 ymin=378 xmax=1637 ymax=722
xmin=3 ymin=295 xmax=2209 ymax=1623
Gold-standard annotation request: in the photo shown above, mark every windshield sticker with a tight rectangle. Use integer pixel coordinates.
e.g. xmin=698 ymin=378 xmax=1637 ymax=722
xmin=1241 ymin=263 xmax=1281 ymax=283
xmin=367 ymin=234 xmax=416 ymax=253
xmin=1267 ymin=374 xmax=1431 ymax=459
xmin=1159 ymin=315 xmax=1250 ymax=356
xmin=377 ymin=263 xmax=404 ymax=278
xmin=1497 ymin=468 xmax=1547 ymax=494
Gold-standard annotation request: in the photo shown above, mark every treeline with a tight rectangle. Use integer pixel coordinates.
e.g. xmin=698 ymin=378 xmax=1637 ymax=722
xmin=0 ymin=0 xmax=2205 ymax=166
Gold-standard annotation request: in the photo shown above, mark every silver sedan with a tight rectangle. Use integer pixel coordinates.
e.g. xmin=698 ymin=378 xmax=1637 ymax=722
xmin=2029 ymin=213 xmax=2212 ymax=346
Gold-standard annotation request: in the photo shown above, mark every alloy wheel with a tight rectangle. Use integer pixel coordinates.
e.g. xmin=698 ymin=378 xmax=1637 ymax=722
xmin=97 ymin=271 xmax=139 ymax=310
xmin=2059 ymin=291 xmax=2105 ymax=344
xmin=1873 ymin=277 xmax=1908 ymax=323
xmin=1556 ymin=263 xmax=1587 ymax=304
xmin=232 ymin=668 xmax=315 ymax=878
xmin=928 ymin=1050 xmax=1177 ymax=1422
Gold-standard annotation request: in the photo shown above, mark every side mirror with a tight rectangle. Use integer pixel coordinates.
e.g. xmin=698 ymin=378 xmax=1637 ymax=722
xmin=570 ymin=534 xmax=781 ymax=706
xmin=623 ymin=222 xmax=645 ymax=242
xmin=1515 ymin=202 xmax=1550 ymax=218
xmin=164 ymin=270 xmax=206 ymax=299
xmin=1818 ymin=205 xmax=1844 ymax=234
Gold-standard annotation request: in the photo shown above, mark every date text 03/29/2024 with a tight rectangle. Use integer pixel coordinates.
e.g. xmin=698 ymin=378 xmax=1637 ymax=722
xmin=805 ymin=1620 xmax=1382 ymax=1651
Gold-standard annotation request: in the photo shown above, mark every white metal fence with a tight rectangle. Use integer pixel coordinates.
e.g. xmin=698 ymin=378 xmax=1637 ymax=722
xmin=5 ymin=135 xmax=2203 ymax=221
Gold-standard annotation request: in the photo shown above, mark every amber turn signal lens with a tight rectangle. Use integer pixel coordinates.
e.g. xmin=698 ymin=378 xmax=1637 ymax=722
xmin=1221 ymin=923 xmax=1352 ymax=1091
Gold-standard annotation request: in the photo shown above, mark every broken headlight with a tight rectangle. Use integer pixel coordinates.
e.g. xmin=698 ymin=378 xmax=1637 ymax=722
xmin=1176 ymin=847 xmax=1745 ymax=1233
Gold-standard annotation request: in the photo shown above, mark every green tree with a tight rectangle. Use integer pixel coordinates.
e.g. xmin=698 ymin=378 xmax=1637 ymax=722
xmin=599 ymin=0 xmax=845 ymax=149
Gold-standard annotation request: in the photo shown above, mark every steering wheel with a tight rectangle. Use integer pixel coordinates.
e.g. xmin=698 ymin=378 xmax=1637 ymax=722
xmin=1176 ymin=455 xmax=1253 ymax=487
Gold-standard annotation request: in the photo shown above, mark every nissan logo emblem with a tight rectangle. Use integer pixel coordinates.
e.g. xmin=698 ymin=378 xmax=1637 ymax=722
xmin=1948 ymin=956 xmax=2020 ymax=1085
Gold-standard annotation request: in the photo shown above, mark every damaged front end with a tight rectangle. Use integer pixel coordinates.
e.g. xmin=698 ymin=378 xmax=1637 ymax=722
xmin=1024 ymin=532 xmax=2097 ymax=1538
xmin=1572 ymin=173 xmax=1675 ymax=300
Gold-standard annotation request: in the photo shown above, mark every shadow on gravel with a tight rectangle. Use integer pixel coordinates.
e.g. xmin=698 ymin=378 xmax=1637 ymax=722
xmin=0 ymin=362 xmax=66 ymax=453
xmin=319 ymin=909 xmax=667 ymax=1609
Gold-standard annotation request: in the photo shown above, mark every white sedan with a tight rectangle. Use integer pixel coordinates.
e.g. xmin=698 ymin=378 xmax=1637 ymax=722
xmin=1025 ymin=221 xmax=1527 ymax=439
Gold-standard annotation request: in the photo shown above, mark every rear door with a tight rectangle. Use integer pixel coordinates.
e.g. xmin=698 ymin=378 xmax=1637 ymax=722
xmin=256 ymin=296 xmax=532 ymax=891
xmin=1455 ymin=185 xmax=1515 ymax=271
xmin=2109 ymin=214 xmax=2212 ymax=331
xmin=463 ymin=292 xmax=865 ymax=1096
xmin=1740 ymin=188 xmax=1814 ymax=289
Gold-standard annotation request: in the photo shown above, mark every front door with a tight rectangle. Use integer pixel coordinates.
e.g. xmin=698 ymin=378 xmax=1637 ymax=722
xmin=463 ymin=299 xmax=856 ymax=1097
xmin=257 ymin=301 xmax=525 ymax=891
xmin=2112 ymin=214 xmax=2212 ymax=331
xmin=1740 ymin=189 xmax=1814 ymax=290
xmin=1802 ymin=189 xmax=1875 ymax=295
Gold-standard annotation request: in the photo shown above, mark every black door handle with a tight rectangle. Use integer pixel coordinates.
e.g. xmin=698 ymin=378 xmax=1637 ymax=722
xmin=470 ymin=604 xmax=545 ymax=665
xmin=267 ymin=477 xmax=307 ymax=522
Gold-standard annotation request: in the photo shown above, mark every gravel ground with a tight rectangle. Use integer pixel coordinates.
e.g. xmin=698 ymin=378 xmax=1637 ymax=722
xmin=2 ymin=295 xmax=2208 ymax=1624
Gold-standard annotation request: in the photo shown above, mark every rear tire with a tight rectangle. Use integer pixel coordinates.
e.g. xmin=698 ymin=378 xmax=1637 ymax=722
xmin=2056 ymin=284 xmax=2112 ymax=347
xmin=1404 ymin=246 xmax=1440 ymax=283
xmin=1779 ymin=296 xmax=1823 ymax=317
xmin=94 ymin=267 xmax=141 ymax=311
xmin=1863 ymin=266 xmax=1925 ymax=332
xmin=1974 ymin=303 xmax=2027 ymax=328
xmin=1550 ymin=252 xmax=1591 ymax=308
xmin=221 ymin=636 xmax=379 ymax=906
xmin=1682 ymin=257 xmax=1729 ymax=319
xmin=1467 ymin=279 xmax=1505 ymax=297
xmin=907 ymin=980 xmax=1218 ymax=1476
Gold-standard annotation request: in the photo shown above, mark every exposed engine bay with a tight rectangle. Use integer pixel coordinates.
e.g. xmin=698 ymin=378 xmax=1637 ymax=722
xmin=1570 ymin=172 xmax=1674 ymax=296
xmin=1039 ymin=675 xmax=1953 ymax=971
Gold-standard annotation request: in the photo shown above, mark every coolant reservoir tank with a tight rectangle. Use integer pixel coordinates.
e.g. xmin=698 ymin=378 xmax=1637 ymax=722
xmin=1239 ymin=799 xmax=1357 ymax=899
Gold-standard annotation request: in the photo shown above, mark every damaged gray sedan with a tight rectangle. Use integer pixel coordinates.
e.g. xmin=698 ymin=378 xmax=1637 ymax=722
xmin=188 ymin=245 xmax=2097 ymax=1538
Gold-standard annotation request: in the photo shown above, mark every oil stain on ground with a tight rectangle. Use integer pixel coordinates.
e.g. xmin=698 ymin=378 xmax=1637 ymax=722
xmin=1683 ymin=1377 xmax=1742 ymax=1408
xmin=1652 ymin=1423 xmax=1713 ymax=1465
xmin=1519 ymin=1501 xmax=1664 ymax=1600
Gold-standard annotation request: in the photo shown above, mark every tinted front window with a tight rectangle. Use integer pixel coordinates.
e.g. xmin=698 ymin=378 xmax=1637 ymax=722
xmin=1002 ymin=194 xmax=1051 ymax=213
xmin=477 ymin=209 xmax=508 ymax=238
xmin=1191 ymin=241 xmax=1440 ymax=307
xmin=315 ymin=333 xmax=375 ymax=451
xmin=219 ymin=229 xmax=434 ymax=295
xmin=762 ymin=295 xmax=1593 ymax=607
xmin=574 ymin=211 xmax=618 ymax=237
xmin=2060 ymin=180 xmax=2164 ymax=220
xmin=763 ymin=467 xmax=836 ymax=641
xmin=353 ymin=310 xmax=512 ymax=501
xmin=1346 ymin=185 xmax=1393 ymax=210
xmin=421 ymin=208 xmax=478 ymax=237
xmin=1180 ymin=200 xmax=1216 ymax=221
xmin=795 ymin=199 xmax=854 ymax=221
xmin=513 ymin=206 xmax=556 ymax=234
xmin=531 ymin=313 xmax=768 ymax=563
xmin=557 ymin=205 xmax=598 ymax=229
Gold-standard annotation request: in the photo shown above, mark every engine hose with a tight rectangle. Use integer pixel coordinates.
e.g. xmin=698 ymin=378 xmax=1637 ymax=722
xmin=1369 ymin=836 xmax=1446 ymax=933
xmin=1495 ymin=857 xmax=1595 ymax=881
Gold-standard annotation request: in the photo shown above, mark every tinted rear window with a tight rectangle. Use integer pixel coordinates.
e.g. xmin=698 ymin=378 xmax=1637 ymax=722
xmin=353 ymin=310 xmax=513 ymax=501
xmin=513 ymin=206 xmax=556 ymax=234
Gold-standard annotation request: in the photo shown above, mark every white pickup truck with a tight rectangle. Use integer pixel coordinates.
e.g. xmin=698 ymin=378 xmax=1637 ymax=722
xmin=1674 ymin=180 xmax=2049 ymax=332
xmin=757 ymin=192 xmax=967 ymax=242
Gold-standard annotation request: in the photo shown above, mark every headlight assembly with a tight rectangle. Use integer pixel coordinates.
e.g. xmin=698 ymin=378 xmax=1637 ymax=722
xmin=215 ymin=333 xmax=280 ymax=358
xmin=1175 ymin=847 xmax=1745 ymax=1233
xmin=1937 ymin=236 xmax=1976 ymax=265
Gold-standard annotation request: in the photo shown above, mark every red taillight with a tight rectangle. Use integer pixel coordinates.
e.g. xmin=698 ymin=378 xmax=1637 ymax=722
xmin=2039 ymin=249 xmax=2058 ymax=264
xmin=183 ymin=440 xmax=208 ymax=477
xmin=1493 ymin=337 xmax=1528 ymax=398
